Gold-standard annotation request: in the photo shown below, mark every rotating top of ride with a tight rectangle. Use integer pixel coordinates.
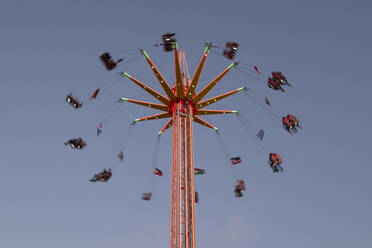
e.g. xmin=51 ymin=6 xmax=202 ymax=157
xmin=120 ymin=38 xmax=245 ymax=134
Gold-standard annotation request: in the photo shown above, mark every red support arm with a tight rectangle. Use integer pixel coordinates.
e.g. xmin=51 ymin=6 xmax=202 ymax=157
xmin=121 ymin=72 xmax=170 ymax=105
xmin=174 ymin=43 xmax=184 ymax=98
xmin=141 ymin=50 xmax=176 ymax=100
xmin=195 ymin=110 xmax=238 ymax=116
xmin=193 ymin=62 xmax=236 ymax=103
xmin=185 ymin=46 xmax=210 ymax=99
xmin=196 ymin=87 xmax=246 ymax=109
xmin=120 ymin=98 xmax=168 ymax=112
xmin=192 ymin=116 xmax=218 ymax=131
xmin=134 ymin=112 xmax=171 ymax=123
xmin=158 ymin=118 xmax=173 ymax=136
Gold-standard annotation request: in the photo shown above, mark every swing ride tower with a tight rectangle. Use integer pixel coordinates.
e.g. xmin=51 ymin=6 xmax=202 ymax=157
xmin=120 ymin=43 xmax=245 ymax=248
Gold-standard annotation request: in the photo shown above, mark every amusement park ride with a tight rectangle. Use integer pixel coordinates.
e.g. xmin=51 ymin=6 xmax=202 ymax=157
xmin=65 ymin=33 xmax=300 ymax=248
xmin=120 ymin=43 xmax=243 ymax=248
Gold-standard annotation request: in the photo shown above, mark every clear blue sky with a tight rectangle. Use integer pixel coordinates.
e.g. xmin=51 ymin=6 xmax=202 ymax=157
xmin=1 ymin=0 xmax=371 ymax=247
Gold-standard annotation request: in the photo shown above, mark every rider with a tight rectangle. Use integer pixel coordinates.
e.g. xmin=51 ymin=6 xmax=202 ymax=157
xmin=142 ymin=192 xmax=152 ymax=201
xmin=90 ymin=169 xmax=112 ymax=182
xmin=234 ymin=188 xmax=243 ymax=197
xmin=118 ymin=150 xmax=124 ymax=162
xmin=267 ymin=77 xmax=285 ymax=92
xmin=223 ymin=42 xmax=239 ymax=60
xmin=234 ymin=180 xmax=246 ymax=197
xmin=66 ymin=94 xmax=83 ymax=109
xmin=269 ymin=153 xmax=283 ymax=173
xmin=223 ymin=50 xmax=234 ymax=60
xmin=103 ymin=169 xmax=112 ymax=181
xmin=282 ymin=117 xmax=296 ymax=134
xmin=100 ymin=52 xmax=124 ymax=71
xmin=287 ymin=114 xmax=301 ymax=129
xmin=162 ymin=33 xmax=176 ymax=52
xmin=272 ymin=72 xmax=291 ymax=86
xmin=64 ymin=137 xmax=86 ymax=149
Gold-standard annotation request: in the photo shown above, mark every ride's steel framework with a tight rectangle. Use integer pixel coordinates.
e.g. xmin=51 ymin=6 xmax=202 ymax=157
xmin=120 ymin=43 xmax=245 ymax=248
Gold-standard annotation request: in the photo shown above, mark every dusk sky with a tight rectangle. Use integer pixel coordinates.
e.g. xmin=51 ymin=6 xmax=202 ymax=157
xmin=1 ymin=0 xmax=371 ymax=247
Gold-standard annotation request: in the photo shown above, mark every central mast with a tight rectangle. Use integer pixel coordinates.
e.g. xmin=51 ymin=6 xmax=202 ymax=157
xmin=170 ymin=51 xmax=196 ymax=248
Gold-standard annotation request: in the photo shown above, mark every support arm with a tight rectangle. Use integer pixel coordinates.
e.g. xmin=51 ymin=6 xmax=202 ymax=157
xmin=120 ymin=98 xmax=168 ymax=112
xmin=193 ymin=116 xmax=218 ymax=131
xmin=174 ymin=43 xmax=184 ymax=98
xmin=193 ymin=62 xmax=237 ymax=103
xmin=196 ymin=87 xmax=246 ymax=109
xmin=158 ymin=118 xmax=173 ymax=136
xmin=185 ymin=45 xmax=210 ymax=99
xmin=121 ymin=72 xmax=170 ymax=105
xmin=133 ymin=112 xmax=171 ymax=123
xmin=195 ymin=110 xmax=238 ymax=116
xmin=141 ymin=50 xmax=176 ymax=100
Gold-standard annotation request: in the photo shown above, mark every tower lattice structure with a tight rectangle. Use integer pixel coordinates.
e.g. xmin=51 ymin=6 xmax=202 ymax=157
xmin=120 ymin=43 xmax=245 ymax=248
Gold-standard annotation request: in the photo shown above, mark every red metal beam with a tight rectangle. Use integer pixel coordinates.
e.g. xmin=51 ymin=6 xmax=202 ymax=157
xmin=141 ymin=50 xmax=176 ymax=100
xmin=196 ymin=87 xmax=246 ymax=109
xmin=134 ymin=112 xmax=171 ymax=123
xmin=158 ymin=118 xmax=173 ymax=136
xmin=121 ymin=72 xmax=170 ymax=105
xmin=185 ymin=45 xmax=210 ymax=99
xmin=195 ymin=110 xmax=238 ymax=116
xmin=192 ymin=62 xmax=236 ymax=103
xmin=120 ymin=97 xmax=168 ymax=112
xmin=174 ymin=43 xmax=184 ymax=98
xmin=192 ymin=116 xmax=218 ymax=130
